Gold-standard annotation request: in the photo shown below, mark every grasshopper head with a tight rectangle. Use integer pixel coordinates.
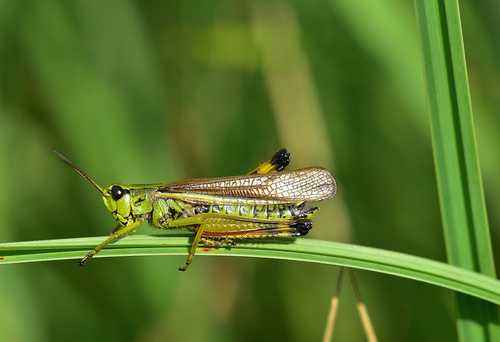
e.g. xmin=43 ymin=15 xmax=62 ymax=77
xmin=102 ymin=184 xmax=133 ymax=225
xmin=54 ymin=150 xmax=134 ymax=226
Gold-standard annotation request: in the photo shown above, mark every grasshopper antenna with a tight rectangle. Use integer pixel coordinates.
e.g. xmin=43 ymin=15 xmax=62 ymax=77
xmin=53 ymin=150 xmax=106 ymax=196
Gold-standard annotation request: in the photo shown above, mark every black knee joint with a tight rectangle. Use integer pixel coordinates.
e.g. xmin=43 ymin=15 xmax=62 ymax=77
xmin=271 ymin=148 xmax=290 ymax=171
xmin=291 ymin=220 xmax=313 ymax=236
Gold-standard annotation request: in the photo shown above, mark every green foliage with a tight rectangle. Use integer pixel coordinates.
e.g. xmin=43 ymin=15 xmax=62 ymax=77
xmin=416 ymin=0 xmax=499 ymax=340
xmin=1 ymin=0 xmax=500 ymax=341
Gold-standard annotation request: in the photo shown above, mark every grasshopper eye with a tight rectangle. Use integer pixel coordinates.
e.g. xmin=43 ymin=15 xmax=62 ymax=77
xmin=110 ymin=185 xmax=124 ymax=200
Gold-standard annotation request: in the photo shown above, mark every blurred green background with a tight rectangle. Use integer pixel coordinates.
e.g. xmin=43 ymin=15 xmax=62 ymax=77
xmin=1 ymin=0 xmax=499 ymax=341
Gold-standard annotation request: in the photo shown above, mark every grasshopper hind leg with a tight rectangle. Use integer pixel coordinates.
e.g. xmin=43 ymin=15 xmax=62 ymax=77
xmin=270 ymin=148 xmax=290 ymax=172
xmin=250 ymin=148 xmax=290 ymax=175
xmin=200 ymin=236 xmax=236 ymax=249
xmin=177 ymin=215 xmax=312 ymax=271
xmin=201 ymin=219 xmax=314 ymax=241
xmin=290 ymin=220 xmax=313 ymax=236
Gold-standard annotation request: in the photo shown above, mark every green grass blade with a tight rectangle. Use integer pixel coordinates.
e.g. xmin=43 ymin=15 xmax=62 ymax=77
xmin=415 ymin=0 xmax=499 ymax=340
xmin=1 ymin=236 xmax=500 ymax=305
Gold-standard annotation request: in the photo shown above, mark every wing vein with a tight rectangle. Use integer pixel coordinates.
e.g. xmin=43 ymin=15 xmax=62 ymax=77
xmin=161 ymin=167 xmax=336 ymax=202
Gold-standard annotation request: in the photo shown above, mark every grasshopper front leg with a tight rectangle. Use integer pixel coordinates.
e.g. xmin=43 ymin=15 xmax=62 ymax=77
xmin=80 ymin=221 xmax=142 ymax=266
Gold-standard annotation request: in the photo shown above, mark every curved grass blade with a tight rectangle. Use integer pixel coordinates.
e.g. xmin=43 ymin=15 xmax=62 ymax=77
xmin=415 ymin=0 xmax=499 ymax=340
xmin=1 ymin=236 xmax=500 ymax=306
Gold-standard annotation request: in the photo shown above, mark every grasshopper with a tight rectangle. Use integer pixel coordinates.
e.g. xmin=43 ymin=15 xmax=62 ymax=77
xmin=55 ymin=149 xmax=336 ymax=271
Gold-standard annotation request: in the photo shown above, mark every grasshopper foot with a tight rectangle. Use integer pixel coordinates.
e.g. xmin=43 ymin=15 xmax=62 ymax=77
xmin=79 ymin=251 xmax=96 ymax=267
xmin=178 ymin=263 xmax=190 ymax=272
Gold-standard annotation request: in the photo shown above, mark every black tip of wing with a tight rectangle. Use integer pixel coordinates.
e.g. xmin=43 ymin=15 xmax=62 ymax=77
xmin=271 ymin=148 xmax=291 ymax=172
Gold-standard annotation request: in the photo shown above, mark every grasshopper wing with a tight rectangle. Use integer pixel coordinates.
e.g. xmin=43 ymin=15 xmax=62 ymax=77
xmin=160 ymin=167 xmax=336 ymax=203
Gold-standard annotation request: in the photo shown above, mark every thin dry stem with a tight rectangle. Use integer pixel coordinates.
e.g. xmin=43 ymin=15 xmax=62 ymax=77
xmin=322 ymin=268 xmax=345 ymax=342
xmin=323 ymin=269 xmax=379 ymax=342
xmin=349 ymin=270 xmax=378 ymax=342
